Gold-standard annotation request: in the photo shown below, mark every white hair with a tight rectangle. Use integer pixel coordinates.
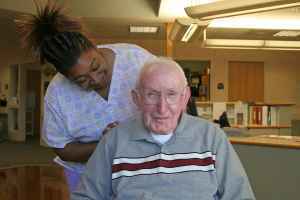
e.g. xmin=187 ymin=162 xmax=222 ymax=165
xmin=136 ymin=57 xmax=188 ymax=89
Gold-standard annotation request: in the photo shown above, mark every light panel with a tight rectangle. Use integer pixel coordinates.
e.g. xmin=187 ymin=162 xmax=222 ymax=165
xmin=181 ymin=23 xmax=199 ymax=42
xmin=274 ymin=30 xmax=300 ymax=37
xmin=129 ymin=26 xmax=158 ymax=33
xmin=168 ymin=19 xmax=208 ymax=42
xmin=265 ymin=40 xmax=300 ymax=47
xmin=209 ymin=16 xmax=300 ymax=30
xmin=185 ymin=0 xmax=300 ymax=20
xmin=158 ymin=0 xmax=218 ymax=18
xmin=205 ymin=39 xmax=265 ymax=47
xmin=204 ymin=38 xmax=300 ymax=49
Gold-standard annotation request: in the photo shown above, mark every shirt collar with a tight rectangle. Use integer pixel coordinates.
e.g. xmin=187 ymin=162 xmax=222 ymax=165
xmin=130 ymin=112 xmax=191 ymax=141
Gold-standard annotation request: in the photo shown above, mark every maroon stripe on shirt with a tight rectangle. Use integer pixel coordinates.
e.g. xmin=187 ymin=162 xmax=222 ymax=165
xmin=112 ymin=157 xmax=215 ymax=173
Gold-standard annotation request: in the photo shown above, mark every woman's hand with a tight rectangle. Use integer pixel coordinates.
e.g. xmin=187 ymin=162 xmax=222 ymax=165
xmin=102 ymin=121 xmax=119 ymax=135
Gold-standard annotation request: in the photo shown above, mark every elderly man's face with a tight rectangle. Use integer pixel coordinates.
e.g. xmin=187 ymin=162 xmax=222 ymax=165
xmin=133 ymin=65 xmax=190 ymax=134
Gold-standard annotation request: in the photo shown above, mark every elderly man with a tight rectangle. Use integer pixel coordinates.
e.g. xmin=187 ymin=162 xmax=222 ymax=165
xmin=72 ymin=58 xmax=255 ymax=200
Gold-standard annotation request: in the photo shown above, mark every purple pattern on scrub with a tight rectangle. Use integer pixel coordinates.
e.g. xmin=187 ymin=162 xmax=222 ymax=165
xmin=64 ymin=168 xmax=81 ymax=192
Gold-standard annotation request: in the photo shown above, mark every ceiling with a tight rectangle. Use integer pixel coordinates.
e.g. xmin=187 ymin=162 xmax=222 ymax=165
xmin=1 ymin=0 xmax=300 ymax=53
xmin=200 ymin=6 xmax=300 ymax=42
xmin=0 ymin=0 xmax=165 ymax=41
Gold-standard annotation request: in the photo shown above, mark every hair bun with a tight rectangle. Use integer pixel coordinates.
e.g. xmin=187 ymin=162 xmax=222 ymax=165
xmin=15 ymin=0 xmax=82 ymax=56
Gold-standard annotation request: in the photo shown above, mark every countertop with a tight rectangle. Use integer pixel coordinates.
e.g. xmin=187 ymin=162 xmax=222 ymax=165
xmin=229 ymin=135 xmax=300 ymax=149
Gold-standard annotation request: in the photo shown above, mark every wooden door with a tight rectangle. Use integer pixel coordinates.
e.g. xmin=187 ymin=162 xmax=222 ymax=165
xmin=228 ymin=61 xmax=264 ymax=102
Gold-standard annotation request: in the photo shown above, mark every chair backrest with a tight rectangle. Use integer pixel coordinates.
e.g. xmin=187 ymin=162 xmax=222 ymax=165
xmin=223 ymin=127 xmax=248 ymax=137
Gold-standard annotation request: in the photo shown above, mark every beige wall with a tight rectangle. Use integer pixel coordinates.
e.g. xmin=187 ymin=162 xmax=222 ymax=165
xmin=94 ymin=38 xmax=167 ymax=56
xmin=296 ymin=66 xmax=300 ymax=119
xmin=0 ymin=44 xmax=33 ymax=100
xmin=264 ymin=52 xmax=298 ymax=104
xmin=1 ymin=38 xmax=299 ymax=118
xmin=172 ymin=43 xmax=300 ymax=116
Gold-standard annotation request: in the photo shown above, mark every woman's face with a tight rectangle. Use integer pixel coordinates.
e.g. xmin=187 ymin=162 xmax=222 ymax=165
xmin=67 ymin=49 xmax=110 ymax=91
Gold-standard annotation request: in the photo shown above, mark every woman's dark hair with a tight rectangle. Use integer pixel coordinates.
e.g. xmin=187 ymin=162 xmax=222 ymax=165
xmin=15 ymin=0 xmax=95 ymax=74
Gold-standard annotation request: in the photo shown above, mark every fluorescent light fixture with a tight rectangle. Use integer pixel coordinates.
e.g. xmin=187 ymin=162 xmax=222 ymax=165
xmin=204 ymin=38 xmax=300 ymax=49
xmin=274 ymin=30 xmax=300 ymax=37
xmin=168 ymin=19 xmax=207 ymax=42
xmin=158 ymin=0 xmax=218 ymax=18
xmin=129 ymin=26 xmax=158 ymax=33
xmin=265 ymin=40 xmax=300 ymax=47
xmin=185 ymin=0 xmax=300 ymax=20
xmin=209 ymin=17 xmax=300 ymax=30
xmin=181 ymin=23 xmax=198 ymax=42
xmin=206 ymin=39 xmax=265 ymax=47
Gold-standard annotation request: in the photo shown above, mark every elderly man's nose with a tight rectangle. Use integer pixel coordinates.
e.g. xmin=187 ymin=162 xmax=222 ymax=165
xmin=157 ymin=95 xmax=168 ymax=112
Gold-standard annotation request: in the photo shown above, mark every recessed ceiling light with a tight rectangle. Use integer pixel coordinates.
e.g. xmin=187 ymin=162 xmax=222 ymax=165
xmin=129 ymin=26 xmax=158 ymax=33
xmin=274 ymin=31 xmax=300 ymax=37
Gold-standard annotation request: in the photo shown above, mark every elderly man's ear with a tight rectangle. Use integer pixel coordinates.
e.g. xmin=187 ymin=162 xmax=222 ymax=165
xmin=131 ymin=90 xmax=141 ymax=108
xmin=183 ymin=87 xmax=191 ymax=108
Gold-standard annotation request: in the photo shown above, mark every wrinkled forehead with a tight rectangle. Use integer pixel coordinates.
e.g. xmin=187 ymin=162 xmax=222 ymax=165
xmin=140 ymin=63 xmax=185 ymax=90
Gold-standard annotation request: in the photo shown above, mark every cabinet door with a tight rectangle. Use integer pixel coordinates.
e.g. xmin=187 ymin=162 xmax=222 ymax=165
xmin=228 ymin=61 xmax=264 ymax=102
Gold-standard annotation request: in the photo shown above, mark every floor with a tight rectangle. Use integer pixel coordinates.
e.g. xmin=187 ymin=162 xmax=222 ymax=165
xmin=0 ymin=136 xmax=56 ymax=168
xmin=0 ymin=135 xmax=68 ymax=199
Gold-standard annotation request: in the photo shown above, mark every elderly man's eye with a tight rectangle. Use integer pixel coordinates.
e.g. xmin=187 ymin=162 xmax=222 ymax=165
xmin=167 ymin=91 xmax=177 ymax=97
xmin=147 ymin=92 xmax=156 ymax=97
xmin=146 ymin=91 xmax=159 ymax=99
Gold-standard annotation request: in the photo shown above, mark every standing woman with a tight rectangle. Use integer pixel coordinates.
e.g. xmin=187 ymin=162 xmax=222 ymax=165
xmin=15 ymin=0 xmax=155 ymax=191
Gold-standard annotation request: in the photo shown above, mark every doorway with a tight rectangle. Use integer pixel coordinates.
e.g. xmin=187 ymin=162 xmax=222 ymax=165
xmin=176 ymin=60 xmax=211 ymax=102
xmin=25 ymin=69 xmax=42 ymax=138
xmin=7 ymin=63 xmax=42 ymax=142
